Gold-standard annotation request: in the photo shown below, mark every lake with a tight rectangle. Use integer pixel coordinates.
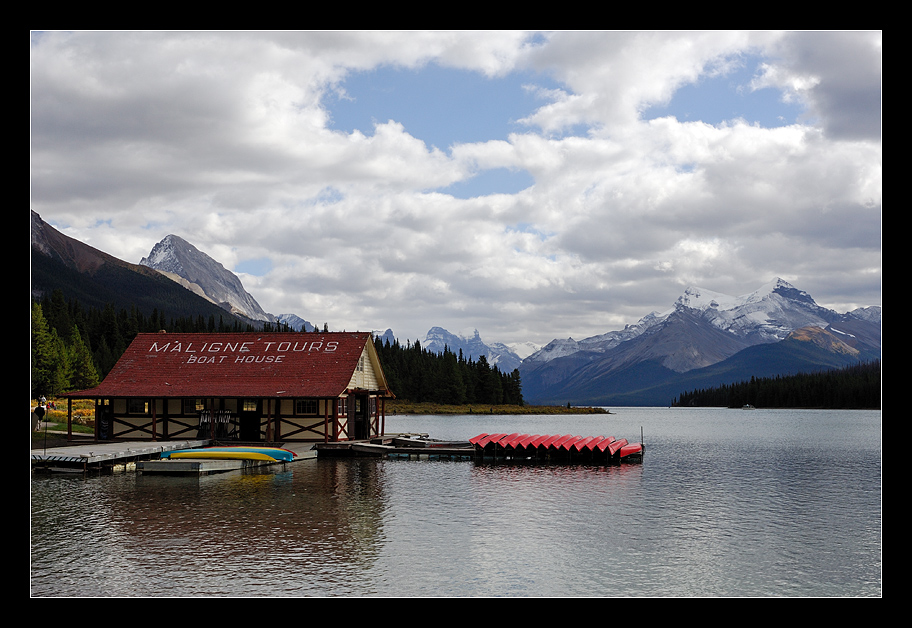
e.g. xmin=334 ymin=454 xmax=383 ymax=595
xmin=30 ymin=407 xmax=882 ymax=597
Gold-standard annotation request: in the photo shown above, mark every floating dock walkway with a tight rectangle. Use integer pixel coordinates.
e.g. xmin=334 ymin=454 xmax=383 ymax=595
xmin=32 ymin=432 xmax=643 ymax=473
xmin=315 ymin=434 xmax=475 ymax=460
xmin=31 ymin=439 xmax=317 ymax=475
xmin=32 ymin=439 xmax=211 ymax=474
xmin=315 ymin=432 xmax=644 ymax=464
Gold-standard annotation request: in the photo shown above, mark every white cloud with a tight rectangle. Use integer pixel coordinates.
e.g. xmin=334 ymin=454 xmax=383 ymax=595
xmin=749 ymin=31 xmax=882 ymax=140
xmin=31 ymin=31 xmax=881 ymax=347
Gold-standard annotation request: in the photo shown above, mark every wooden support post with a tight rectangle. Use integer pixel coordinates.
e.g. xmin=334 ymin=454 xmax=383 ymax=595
xmin=324 ymin=400 xmax=329 ymax=444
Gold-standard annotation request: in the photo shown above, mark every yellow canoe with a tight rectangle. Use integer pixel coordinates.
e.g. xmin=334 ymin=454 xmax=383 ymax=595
xmin=164 ymin=446 xmax=296 ymax=462
xmin=167 ymin=450 xmax=280 ymax=461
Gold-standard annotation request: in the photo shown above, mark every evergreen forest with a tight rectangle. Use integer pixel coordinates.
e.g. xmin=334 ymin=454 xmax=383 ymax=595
xmin=672 ymin=360 xmax=881 ymax=409
xmin=373 ymin=336 xmax=523 ymax=407
xmin=30 ymin=290 xmax=523 ymax=406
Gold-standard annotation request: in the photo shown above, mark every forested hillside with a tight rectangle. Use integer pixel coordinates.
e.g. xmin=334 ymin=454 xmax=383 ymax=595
xmin=672 ymin=360 xmax=881 ymax=409
xmin=30 ymin=290 xmax=288 ymax=398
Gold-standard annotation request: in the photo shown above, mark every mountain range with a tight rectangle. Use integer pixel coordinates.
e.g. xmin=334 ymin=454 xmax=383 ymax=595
xmin=519 ymin=279 xmax=881 ymax=406
xmin=31 ymin=211 xmax=880 ymax=405
xmin=421 ymin=327 xmax=524 ymax=372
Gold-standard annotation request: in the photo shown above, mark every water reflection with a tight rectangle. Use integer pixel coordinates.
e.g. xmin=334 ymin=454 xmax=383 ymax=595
xmin=32 ymin=409 xmax=881 ymax=597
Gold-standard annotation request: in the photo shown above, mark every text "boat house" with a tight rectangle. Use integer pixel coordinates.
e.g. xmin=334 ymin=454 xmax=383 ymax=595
xmin=61 ymin=332 xmax=394 ymax=443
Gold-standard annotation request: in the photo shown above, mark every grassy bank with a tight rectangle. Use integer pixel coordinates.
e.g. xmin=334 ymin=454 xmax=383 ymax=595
xmin=30 ymin=398 xmax=96 ymax=426
xmin=386 ymin=401 xmax=610 ymax=415
xmin=30 ymin=398 xmax=95 ymax=447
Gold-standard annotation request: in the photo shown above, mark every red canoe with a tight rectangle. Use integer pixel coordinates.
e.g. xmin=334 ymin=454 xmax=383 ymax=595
xmin=606 ymin=438 xmax=628 ymax=455
xmin=595 ymin=436 xmax=616 ymax=452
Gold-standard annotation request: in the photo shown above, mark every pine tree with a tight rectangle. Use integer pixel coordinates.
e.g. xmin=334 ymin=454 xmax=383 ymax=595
xmin=31 ymin=303 xmax=68 ymax=398
xmin=68 ymin=324 xmax=100 ymax=390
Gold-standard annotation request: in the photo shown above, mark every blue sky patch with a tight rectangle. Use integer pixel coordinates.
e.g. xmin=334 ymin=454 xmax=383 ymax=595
xmin=235 ymin=257 xmax=273 ymax=277
xmin=328 ymin=64 xmax=565 ymax=151
xmin=643 ymin=54 xmax=807 ymax=128
xmin=441 ymin=167 xmax=535 ymax=199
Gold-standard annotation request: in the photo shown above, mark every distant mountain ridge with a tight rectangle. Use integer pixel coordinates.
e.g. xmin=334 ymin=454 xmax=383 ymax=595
xmin=275 ymin=313 xmax=316 ymax=332
xmin=520 ymin=278 xmax=881 ymax=406
xmin=422 ymin=327 xmax=523 ymax=372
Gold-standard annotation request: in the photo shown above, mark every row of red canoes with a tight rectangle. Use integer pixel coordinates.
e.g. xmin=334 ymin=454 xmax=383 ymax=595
xmin=469 ymin=433 xmax=643 ymax=460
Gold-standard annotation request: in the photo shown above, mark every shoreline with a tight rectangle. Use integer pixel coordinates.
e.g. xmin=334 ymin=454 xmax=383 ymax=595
xmin=385 ymin=401 xmax=610 ymax=415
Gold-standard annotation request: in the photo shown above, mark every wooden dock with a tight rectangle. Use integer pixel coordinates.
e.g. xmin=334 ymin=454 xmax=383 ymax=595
xmin=31 ymin=439 xmax=318 ymax=475
xmin=31 ymin=439 xmax=208 ymax=473
xmin=31 ymin=432 xmax=643 ymax=472
xmin=315 ymin=434 xmax=475 ymax=460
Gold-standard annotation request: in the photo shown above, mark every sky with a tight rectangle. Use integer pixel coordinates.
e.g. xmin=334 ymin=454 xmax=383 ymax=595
xmin=30 ymin=31 xmax=882 ymax=351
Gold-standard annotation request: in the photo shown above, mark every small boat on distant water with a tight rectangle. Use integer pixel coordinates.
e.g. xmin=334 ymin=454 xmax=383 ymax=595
xmin=161 ymin=446 xmax=296 ymax=462
xmin=742 ymin=404 xmax=756 ymax=410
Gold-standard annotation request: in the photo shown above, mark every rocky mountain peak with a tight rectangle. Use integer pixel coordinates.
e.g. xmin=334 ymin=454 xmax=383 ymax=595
xmin=140 ymin=235 xmax=274 ymax=323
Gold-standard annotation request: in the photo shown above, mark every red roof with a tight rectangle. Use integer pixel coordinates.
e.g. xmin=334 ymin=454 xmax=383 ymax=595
xmin=64 ymin=332 xmax=390 ymax=399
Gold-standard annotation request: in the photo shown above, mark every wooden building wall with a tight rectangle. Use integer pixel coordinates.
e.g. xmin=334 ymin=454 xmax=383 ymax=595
xmin=97 ymin=392 xmax=385 ymax=442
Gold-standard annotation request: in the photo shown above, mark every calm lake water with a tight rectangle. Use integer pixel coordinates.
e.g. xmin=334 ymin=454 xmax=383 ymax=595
xmin=30 ymin=407 xmax=881 ymax=597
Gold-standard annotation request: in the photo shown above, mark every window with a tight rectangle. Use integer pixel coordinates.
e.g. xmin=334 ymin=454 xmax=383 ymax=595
xmin=128 ymin=399 xmax=150 ymax=415
xmin=242 ymin=399 xmax=258 ymax=412
xmin=183 ymin=398 xmax=204 ymax=414
xmin=295 ymin=399 xmax=318 ymax=415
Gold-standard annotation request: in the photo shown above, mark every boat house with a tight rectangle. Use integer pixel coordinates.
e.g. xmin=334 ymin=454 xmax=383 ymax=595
xmin=61 ymin=332 xmax=393 ymax=443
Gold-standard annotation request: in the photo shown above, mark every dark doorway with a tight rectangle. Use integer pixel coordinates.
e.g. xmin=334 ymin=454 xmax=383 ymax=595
xmin=351 ymin=394 xmax=370 ymax=440
xmin=98 ymin=403 xmax=113 ymax=440
xmin=238 ymin=399 xmax=262 ymax=441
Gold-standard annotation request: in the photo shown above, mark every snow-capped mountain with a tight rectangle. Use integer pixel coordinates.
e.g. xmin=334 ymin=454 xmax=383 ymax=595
xmin=846 ymin=306 xmax=882 ymax=324
xmin=372 ymin=328 xmax=398 ymax=346
xmin=520 ymin=278 xmax=881 ymax=406
xmin=672 ymin=278 xmax=838 ymax=342
xmin=507 ymin=340 xmax=542 ymax=361
xmin=421 ymin=327 xmax=523 ymax=372
xmin=525 ymin=278 xmax=862 ymax=367
xmin=140 ymin=235 xmax=274 ymax=323
xmin=275 ymin=313 xmax=316 ymax=332
xmin=523 ymin=310 xmax=666 ymax=365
